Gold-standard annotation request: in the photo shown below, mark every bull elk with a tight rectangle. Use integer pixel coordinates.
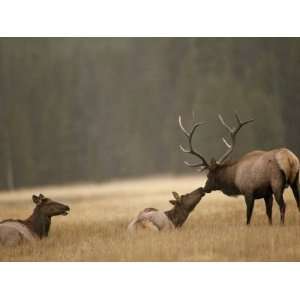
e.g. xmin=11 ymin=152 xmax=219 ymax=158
xmin=0 ymin=194 xmax=70 ymax=246
xmin=128 ymin=187 xmax=205 ymax=231
xmin=179 ymin=112 xmax=300 ymax=225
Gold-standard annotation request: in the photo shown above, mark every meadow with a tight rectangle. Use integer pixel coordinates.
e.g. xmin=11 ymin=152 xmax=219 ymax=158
xmin=1 ymin=175 xmax=300 ymax=261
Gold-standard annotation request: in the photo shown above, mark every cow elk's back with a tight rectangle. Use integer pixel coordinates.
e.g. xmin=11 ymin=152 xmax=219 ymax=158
xmin=0 ymin=221 xmax=37 ymax=246
xmin=128 ymin=188 xmax=205 ymax=232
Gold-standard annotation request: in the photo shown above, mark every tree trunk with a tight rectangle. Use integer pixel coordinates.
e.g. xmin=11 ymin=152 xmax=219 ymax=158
xmin=5 ymin=132 xmax=15 ymax=190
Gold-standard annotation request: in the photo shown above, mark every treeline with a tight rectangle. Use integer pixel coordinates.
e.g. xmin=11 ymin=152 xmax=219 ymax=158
xmin=0 ymin=38 xmax=299 ymax=189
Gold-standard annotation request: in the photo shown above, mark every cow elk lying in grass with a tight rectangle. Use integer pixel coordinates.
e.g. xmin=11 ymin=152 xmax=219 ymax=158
xmin=128 ymin=187 xmax=205 ymax=232
xmin=179 ymin=112 xmax=300 ymax=225
xmin=0 ymin=194 xmax=70 ymax=246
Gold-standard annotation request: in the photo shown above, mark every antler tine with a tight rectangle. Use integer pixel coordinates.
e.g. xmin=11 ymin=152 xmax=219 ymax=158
xmin=184 ymin=161 xmax=206 ymax=168
xmin=178 ymin=115 xmax=190 ymax=137
xmin=217 ymin=112 xmax=254 ymax=164
xmin=234 ymin=112 xmax=241 ymax=125
xmin=234 ymin=111 xmax=254 ymax=128
xmin=178 ymin=115 xmax=209 ymax=169
xmin=179 ymin=145 xmax=190 ymax=153
xmin=222 ymin=137 xmax=231 ymax=149
xmin=218 ymin=114 xmax=233 ymax=133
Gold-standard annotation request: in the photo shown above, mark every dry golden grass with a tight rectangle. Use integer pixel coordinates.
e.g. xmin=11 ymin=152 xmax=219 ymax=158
xmin=1 ymin=175 xmax=300 ymax=261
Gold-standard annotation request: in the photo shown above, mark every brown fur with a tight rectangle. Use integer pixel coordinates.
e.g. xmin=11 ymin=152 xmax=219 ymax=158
xmin=275 ymin=149 xmax=299 ymax=183
xmin=204 ymin=148 xmax=300 ymax=225
xmin=0 ymin=194 xmax=70 ymax=246
xmin=128 ymin=187 xmax=205 ymax=231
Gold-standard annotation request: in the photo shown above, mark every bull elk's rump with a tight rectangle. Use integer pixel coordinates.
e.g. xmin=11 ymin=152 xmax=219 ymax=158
xmin=274 ymin=148 xmax=299 ymax=184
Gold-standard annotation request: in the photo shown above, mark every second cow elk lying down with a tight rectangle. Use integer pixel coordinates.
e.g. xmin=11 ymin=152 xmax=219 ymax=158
xmin=0 ymin=194 xmax=70 ymax=246
xmin=179 ymin=112 xmax=300 ymax=225
xmin=128 ymin=187 xmax=205 ymax=231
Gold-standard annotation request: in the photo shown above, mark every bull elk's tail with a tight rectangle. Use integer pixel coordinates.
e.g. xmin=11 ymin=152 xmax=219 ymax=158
xmin=275 ymin=148 xmax=300 ymax=184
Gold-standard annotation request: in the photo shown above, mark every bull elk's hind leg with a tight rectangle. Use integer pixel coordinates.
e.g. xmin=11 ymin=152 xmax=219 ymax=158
xmin=272 ymin=173 xmax=287 ymax=224
xmin=274 ymin=190 xmax=286 ymax=224
xmin=264 ymin=195 xmax=273 ymax=225
xmin=290 ymin=172 xmax=300 ymax=212
xmin=245 ymin=195 xmax=255 ymax=225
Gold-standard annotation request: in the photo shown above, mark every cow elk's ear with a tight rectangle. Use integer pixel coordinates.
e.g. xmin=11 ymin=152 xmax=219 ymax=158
xmin=200 ymin=188 xmax=206 ymax=196
xmin=39 ymin=193 xmax=45 ymax=199
xmin=172 ymin=191 xmax=180 ymax=201
xmin=32 ymin=194 xmax=42 ymax=205
xmin=169 ymin=200 xmax=177 ymax=206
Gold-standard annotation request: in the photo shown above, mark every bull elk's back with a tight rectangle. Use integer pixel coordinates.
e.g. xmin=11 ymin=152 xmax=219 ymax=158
xmin=236 ymin=148 xmax=300 ymax=188
xmin=233 ymin=149 xmax=299 ymax=195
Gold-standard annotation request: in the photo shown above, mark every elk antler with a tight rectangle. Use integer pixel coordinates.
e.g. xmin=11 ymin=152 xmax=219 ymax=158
xmin=178 ymin=115 xmax=210 ymax=170
xmin=217 ymin=112 xmax=254 ymax=164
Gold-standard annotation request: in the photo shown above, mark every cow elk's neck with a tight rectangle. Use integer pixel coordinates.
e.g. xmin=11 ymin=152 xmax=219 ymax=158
xmin=24 ymin=209 xmax=51 ymax=239
xmin=165 ymin=207 xmax=189 ymax=228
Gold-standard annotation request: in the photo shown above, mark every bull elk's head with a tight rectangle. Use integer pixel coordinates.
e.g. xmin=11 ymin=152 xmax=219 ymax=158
xmin=179 ymin=112 xmax=254 ymax=193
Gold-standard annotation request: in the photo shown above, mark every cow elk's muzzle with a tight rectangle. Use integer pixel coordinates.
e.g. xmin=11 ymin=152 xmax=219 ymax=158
xmin=61 ymin=205 xmax=70 ymax=216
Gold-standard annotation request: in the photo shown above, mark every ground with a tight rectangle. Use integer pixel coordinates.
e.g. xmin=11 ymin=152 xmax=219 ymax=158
xmin=0 ymin=175 xmax=300 ymax=261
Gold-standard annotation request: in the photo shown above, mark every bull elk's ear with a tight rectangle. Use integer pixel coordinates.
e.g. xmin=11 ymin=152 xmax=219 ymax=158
xmin=169 ymin=200 xmax=177 ymax=206
xmin=210 ymin=158 xmax=216 ymax=165
xmin=210 ymin=158 xmax=218 ymax=169
xmin=32 ymin=194 xmax=42 ymax=205
xmin=172 ymin=191 xmax=180 ymax=201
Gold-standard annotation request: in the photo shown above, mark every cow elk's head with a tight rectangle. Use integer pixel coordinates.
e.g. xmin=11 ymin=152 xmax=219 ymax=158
xmin=169 ymin=191 xmax=184 ymax=207
xmin=169 ymin=188 xmax=205 ymax=211
xmin=179 ymin=112 xmax=254 ymax=193
xmin=32 ymin=194 xmax=70 ymax=217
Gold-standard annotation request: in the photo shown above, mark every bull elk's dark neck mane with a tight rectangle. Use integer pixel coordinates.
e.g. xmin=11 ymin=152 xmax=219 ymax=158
xmin=214 ymin=161 xmax=241 ymax=196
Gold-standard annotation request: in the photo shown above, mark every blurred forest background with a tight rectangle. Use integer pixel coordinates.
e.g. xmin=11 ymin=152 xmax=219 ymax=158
xmin=0 ymin=38 xmax=299 ymax=190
